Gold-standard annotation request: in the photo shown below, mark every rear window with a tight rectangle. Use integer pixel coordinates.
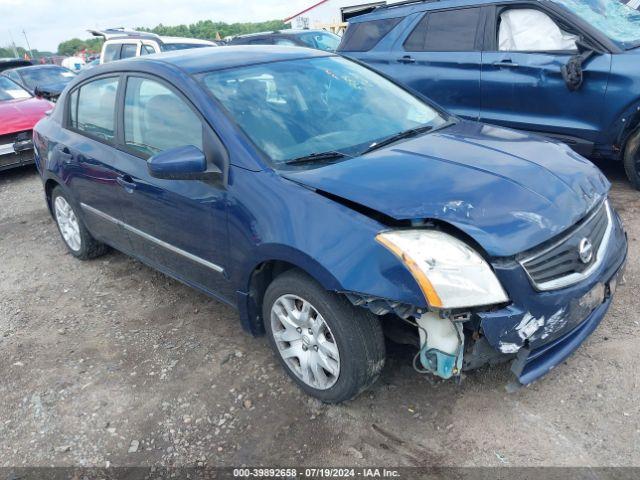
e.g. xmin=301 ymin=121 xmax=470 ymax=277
xmin=404 ymin=8 xmax=482 ymax=52
xmin=103 ymin=43 xmax=120 ymax=63
xmin=338 ymin=17 xmax=402 ymax=51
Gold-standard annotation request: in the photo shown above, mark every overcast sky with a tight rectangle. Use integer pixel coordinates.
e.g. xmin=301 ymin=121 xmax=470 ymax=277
xmin=0 ymin=0 xmax=311 ymax=52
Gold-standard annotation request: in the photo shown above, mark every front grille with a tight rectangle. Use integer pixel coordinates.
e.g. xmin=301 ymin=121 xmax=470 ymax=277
xmin=520 ymin=200 xmax=611 ymax=291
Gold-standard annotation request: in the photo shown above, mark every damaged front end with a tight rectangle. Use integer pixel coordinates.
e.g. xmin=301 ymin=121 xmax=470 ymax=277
xmin=347 ymin=199 xmax=628 ymax=386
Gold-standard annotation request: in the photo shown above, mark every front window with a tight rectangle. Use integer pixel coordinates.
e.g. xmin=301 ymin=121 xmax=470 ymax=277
xmin=16 ymin=67 xmax=76 ymax=90
xmin=298 ymin=32 xmax=341 ymax=51
xmin=0 ymin=76 xmax=31 ymax=101
xmin=554 ymin=0 xmax=640 ymax=47
xmin=124 ymin=77 xmax=203 ymax=157
xmin=120 ymin=44 xmax=138 ymax=59
xmin=200 ymin=56 xmax=446 ymax=164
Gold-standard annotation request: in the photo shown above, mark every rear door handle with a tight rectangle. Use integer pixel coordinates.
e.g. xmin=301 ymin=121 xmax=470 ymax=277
xmin=492 ymin=59 xmax=519 ymax=68
xmin=397 ymin=55 xmax=416 ymax=64
xmin=116 ymin=175 xmax=137 ymax=192
xmin=58 ymin=146 xmax=73 ymax=164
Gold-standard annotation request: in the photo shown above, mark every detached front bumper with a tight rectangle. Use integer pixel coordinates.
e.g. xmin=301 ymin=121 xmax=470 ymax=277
xmin=471 ymin=205 xmax=627 ymax=385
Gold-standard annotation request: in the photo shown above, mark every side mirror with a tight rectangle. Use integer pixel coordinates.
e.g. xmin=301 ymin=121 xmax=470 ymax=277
xmin=562 ymin=37 xmax=598 ymax=92
xmin=148 ymin=145 xmax=213 ymax=180
xmin=575 ymin=37 xmax=599 ymax=55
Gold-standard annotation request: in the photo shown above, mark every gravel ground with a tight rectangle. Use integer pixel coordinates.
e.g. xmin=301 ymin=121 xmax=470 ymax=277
xmin=0 ymin=162 xmax=638 ymax=468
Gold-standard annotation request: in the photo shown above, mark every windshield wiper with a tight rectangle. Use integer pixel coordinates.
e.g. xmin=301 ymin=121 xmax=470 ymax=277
xmin=284 ymin=151 xmax=349 ymax=166
xmin=362 ymin=125 xmax=435 ymax=155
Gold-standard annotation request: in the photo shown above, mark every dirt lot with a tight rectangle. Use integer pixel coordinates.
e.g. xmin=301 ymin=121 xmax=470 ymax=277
xmin=0 ymin=162 xmax=638 ymax=468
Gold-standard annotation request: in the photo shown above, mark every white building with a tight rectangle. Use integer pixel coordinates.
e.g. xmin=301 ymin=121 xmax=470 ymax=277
xmin=284 ymin=0 xmax=387 ymax=32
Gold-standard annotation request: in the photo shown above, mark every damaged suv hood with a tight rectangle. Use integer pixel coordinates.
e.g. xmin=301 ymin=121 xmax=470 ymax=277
xmin=281 ymin=121 xmax=609 ymax=257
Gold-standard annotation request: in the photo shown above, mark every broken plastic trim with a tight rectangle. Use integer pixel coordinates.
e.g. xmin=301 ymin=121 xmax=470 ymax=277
xmin=561 ymin=49 xmax=596 ymax=91
xmin=345 ymin=293 xmax=474 ymax=380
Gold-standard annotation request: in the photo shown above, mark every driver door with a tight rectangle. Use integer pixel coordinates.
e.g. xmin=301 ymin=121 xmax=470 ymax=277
xmin=480 ymin=5 xmax=611 ymax=155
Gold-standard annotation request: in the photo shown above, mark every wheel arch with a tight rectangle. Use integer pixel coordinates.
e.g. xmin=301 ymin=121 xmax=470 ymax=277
xmin=44 ymin=177 xmax=62 ymax=216
xmin=235 ymin=247 xmax=344 ymax=336
xmin=610 ymin=99 xmax=640 ymax=159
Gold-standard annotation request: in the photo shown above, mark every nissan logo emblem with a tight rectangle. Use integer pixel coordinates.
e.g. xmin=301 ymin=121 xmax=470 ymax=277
xmin=578 ymin=238 xmax=594 ymax=264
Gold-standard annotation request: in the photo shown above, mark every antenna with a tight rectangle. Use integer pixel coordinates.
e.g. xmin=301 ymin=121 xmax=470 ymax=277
xmin=8 ymin=30 xmax=19 ymax=58
xmin=22 ymin=29 xmax=34 ymax=59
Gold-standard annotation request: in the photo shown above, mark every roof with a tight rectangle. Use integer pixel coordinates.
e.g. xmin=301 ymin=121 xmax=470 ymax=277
xmin=350 ymin=0 xmax=524 ymax=21
xmin=158 ymin=36 xmax=216 ymax=45
xmin=284 ymin=0 xmax=330 ymax=22
xmin=92 ymin=45 xmax=333 ymax=75
xmin=90 ymin=28 xmax=216 ymax=46
xmin=0 ymin=59 xmax=32 ymax=72
xmin=232 ymin=29 xmax=329 ymax=40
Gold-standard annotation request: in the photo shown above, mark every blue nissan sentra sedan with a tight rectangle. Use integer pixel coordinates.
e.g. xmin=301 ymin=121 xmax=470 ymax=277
xmin=33 ymin=46 xmax=627 ymax=402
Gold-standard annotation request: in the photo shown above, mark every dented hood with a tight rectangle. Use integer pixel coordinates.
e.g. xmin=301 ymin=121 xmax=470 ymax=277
xmin=281 ymin=121 xmax=610 ymax=257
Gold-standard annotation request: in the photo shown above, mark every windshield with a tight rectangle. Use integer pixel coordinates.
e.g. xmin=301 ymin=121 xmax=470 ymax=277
xmin=161 ymin=43 xmax=210 ymax=51
xmin=555 ymin=0 xmax=640 ymax=47
xmin=0 ymin=76 xmax=31 ymax=101
xmin=298 ymin=32 xmax=341 ymax=51
xmin=200 ymin=56 xmax=446 ymax=164
xmin=18 ymin=66 xmax=75 ymax=90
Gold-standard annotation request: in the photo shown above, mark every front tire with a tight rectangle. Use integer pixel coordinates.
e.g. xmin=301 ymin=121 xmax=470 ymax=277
xmin=51 ymin=186 xmax=109 ymax=260
xmin=623 ymin=128 xmax=640 ymax=190
xmin=263 ymin=269 xmax=385 ymax=403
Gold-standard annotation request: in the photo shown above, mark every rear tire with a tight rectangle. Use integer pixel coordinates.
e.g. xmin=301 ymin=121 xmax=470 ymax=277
xmin=51 ymin=186 xmax=109 ymax=260
xmin=623 ymin=128 xmax=640 ymax=190
xmin=263 ymin=269 xmax=386 ymax=403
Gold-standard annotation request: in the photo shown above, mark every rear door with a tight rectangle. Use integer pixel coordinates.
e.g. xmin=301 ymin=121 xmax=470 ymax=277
xmin=480 ymin=4 xmax=612 ymax=153
xmin=380 ymin=7 xmax=484 ymax=120
xmin=60 ymin=75 xmax=132 ymax=250
xmin=111 ymin=74 xmax=232 ymax=299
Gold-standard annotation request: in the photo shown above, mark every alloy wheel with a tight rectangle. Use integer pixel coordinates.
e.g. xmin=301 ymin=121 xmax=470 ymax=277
xmin=54 ymin=196 xmax=82 ymax=252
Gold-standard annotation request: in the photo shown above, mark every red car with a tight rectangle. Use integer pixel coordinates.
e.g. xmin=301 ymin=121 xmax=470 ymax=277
xmin=0 ymin=76 xmax=52 ymax=171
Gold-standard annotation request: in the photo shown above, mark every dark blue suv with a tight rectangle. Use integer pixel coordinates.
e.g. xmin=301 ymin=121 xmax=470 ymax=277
xmin=339 ymin=0 xmax=640 ymax=188
xmin=33 ymin=47 xmax=627 ymax=402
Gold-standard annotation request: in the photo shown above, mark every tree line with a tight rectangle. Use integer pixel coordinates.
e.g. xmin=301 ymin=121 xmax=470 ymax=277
xmin=0 ymin=45 xmax=54 ymax=60
xmin=55 ymin=19 xmax=288 ymax=56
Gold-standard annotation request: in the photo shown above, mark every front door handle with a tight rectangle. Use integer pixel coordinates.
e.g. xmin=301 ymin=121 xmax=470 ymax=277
xmin=492 ymin=59 xmax=519 ymax=68
xmin=116 ymin=175 xmax=137 ymax=192
xmin=397 ymin=55 xmax=416 ymax=64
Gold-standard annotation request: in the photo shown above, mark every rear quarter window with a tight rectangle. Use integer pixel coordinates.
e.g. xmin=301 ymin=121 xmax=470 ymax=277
xmin=339 ymin=17 xmax=402 ymax=51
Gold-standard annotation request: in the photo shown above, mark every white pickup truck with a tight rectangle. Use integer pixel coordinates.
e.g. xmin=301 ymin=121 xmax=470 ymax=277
xmin=88 ymin=28 xmax=218 ymax=64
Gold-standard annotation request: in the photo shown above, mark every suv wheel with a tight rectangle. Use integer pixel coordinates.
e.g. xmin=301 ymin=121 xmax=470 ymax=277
xmin=52 ymin=186 xmax=109 ymax=260
xmin=623 ymin=128 xmax=640 ymax=190
xmin=263 ymin=269 xmax=385 ymax=403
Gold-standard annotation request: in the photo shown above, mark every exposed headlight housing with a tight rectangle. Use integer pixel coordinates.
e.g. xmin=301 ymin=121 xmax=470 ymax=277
xmin=376 ymin=230 xmax=509 ymax=310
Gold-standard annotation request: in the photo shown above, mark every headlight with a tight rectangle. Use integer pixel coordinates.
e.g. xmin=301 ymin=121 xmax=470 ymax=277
xmin=376 ymin=230 xmax=509 ymax=309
